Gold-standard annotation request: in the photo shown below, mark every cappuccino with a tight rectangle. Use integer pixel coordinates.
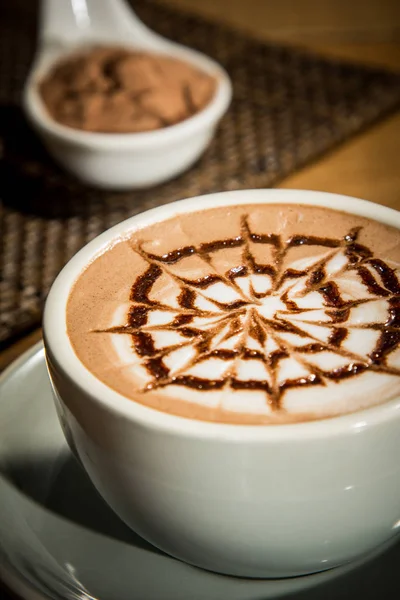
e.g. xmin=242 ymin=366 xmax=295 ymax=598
xmin=67 ymin=203 xmax=400 ymax=424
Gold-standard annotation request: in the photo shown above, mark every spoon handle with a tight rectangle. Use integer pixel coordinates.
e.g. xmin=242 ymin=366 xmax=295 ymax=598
xmin=40 ymin=0 xmax=166 ymax=49
xmin=40 ymin=0 xmax=92 ymax=46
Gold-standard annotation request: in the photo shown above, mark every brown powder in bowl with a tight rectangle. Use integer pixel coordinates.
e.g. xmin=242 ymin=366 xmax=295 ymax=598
xmin=39 ymin=46 xmax=217 ymax=133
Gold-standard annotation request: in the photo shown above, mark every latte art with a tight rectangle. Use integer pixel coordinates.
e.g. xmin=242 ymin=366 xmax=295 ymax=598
xmin=67 ymin=204 xmax=400 ymax=424
xmin=104 ymin=220 xmax=400 ymax=406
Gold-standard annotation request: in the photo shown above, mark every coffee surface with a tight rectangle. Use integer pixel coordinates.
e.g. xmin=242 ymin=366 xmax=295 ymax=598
xmin=67 ymin=203 xmax=400 ymax=424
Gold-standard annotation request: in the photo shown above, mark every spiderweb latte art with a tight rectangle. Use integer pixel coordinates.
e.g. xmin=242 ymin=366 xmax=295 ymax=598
xmin=99 ymin=214 xmax=400 ymax=421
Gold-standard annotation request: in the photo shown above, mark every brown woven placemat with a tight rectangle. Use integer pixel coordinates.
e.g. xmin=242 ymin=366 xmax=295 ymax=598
xmin=1 ymin=0 xmax=400 ymax=347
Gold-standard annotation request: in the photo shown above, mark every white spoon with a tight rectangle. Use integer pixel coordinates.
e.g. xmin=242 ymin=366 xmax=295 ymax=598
xmin=23 ymin=0 xmax=232 ymax=190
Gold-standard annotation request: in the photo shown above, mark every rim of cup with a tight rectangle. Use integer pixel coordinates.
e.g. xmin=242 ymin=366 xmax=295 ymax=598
xmin=44 ymin=189 xmax=400 ymax=441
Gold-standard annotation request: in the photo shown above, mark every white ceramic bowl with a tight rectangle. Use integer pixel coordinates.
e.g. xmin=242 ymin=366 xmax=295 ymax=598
xmin=23 ymin=46 xmax=231 ymax=190
xmin=43 ymin=189 xmax=400 ymax=578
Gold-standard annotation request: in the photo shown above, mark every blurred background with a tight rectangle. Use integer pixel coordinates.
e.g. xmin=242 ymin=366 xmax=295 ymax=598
xmin=162 ymin=0 xmax=400 ymax=46
xmin=160 ymin=0 xmax=400 ymax=206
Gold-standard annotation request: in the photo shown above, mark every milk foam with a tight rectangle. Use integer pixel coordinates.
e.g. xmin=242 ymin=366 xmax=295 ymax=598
xmin=67 ymin=204 xmax=400 ymax=424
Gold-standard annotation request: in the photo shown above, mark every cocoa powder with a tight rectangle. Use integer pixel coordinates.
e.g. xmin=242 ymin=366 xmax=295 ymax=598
xmin=39 ymin=46 xmax=217 ymax=133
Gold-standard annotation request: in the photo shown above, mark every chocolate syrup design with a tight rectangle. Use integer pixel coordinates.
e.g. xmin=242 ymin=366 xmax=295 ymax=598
xmin=100 ymin=218 xmax=400 ymax=411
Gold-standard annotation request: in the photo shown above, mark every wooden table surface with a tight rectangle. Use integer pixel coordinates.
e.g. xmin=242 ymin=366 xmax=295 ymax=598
xmin=0 ymin=1 xmax=399 ymax=594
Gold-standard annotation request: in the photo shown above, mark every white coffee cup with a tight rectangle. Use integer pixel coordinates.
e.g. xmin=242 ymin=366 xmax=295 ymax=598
xmin=43 ymin=189 xmax=400 ymax=578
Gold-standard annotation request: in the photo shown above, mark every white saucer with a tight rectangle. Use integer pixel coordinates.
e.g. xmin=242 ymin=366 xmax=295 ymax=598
xmin=0 ymin=342 xmax=398 ymax=599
